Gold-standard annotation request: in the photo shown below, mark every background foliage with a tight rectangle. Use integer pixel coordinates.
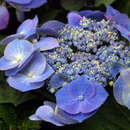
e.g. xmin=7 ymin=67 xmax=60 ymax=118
xmin=0 ymin=0 xmax=130 ymax=129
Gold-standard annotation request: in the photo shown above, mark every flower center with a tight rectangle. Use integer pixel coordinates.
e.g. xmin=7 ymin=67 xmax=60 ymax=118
xmin=15 ymin=55 xmax=23 ymax=63
xmin=27 ymin=72 xmax=35 ymax=78
xmin=78 ymin=95 xmax=84 ymax=101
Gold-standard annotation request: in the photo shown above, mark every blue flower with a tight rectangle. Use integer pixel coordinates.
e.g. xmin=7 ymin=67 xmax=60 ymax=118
xmin=55 ymin=75 xmax=108 ymax=114
xmin=0 ymin=39 xmax=36 ymax=75
xmin=7 ymin=51 xmax=54 ymax=92
xmin=1 ymin=16 xmax=38 ymax=45
xmin=0 ymin=5 xmax=9 ymax=30
xmin=29 ymin=101 xmax=77 ymax=126
xmin=111 ymin=63 xmax=130 ymax=110
xmin=105 ymin=5 xmax=130 ymax=41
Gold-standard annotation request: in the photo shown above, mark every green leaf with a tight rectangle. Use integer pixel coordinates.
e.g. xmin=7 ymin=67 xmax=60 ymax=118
xmin=17 ymin=118 xmax=41 ymax=130
xmin=95 ymin=0 xmax=116 ymax=7
xmin=0 ymin=120 xmax=9 ymax=130
xmin=0 ymin=85 xmax=39 ymax=106
xmin=61 ymin=0 xmax=86 ymax=11
xmin=0 ymin=104 xmax=19 ymax=126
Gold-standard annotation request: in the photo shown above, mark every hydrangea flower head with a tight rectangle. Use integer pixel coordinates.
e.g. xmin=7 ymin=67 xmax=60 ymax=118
xmin=0 ymin=5 xmax=9 ymax=30
xmin=55 ymin=75 xmax=108 ymax=114
xmin=0 ymin=39 xmax=35 ymax=75
xmin=7 ymin=51 xmax=54 ymax=92
xmin=1 ymin=16 xmax=38 ymax=45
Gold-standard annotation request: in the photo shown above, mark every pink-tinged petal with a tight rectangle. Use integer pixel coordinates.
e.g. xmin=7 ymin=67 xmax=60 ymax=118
xmin=38 ymin=20 xmax=65 ymax=36
xmin=36 ymin=37 xmax=59 ymax=51
xmin=6 ymin=0 xmax=32 ymax=4
xmin=0 ymin=57 xmax=18 ymax=70
xmin=0 ymin=6 xmax=9 ymax=30
xmin=17 ymin=15 xmax=38 ymax=39
xmin=0 ymin=34 xmax=23 ymax=45
xmin=67 ymin=12 xmax=82 ymax=27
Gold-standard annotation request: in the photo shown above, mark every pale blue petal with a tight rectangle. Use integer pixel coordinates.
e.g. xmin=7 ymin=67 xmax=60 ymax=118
xmin=22 ymin=51 xmax=46 ymax=76
xmin=122 ymin=87 xmax=130 ymax=110
xmin=29 ymin=64 xmax=54 ymax=83
xmin=113 ymin=76 xmax=126 ymax=105
xmin=34 ymin=105 xmax=64 ymax=126
xmin=29 ymin=114 xmax=41 ymax=121
xmin=17 ymin=16 xmax=38 ymax=39
xmin=38 ymin=20 xmax=65 ymax=36
xmin=0 ymin=57 xmax=18 ymax=70
xmin=0 ymin=34 xmax=23 ymax=45
xmin=6 ymin=0 xmax=32 ymax=4
xmin=35 ymin=37 xmax=59 ymax=51
xmin=4 ymin=39 xmax=33 ymax=62
xmin=7 ymin=74 xmax=44 ymax=92
xmin=5 ymin=50 xmax=35 ymax=76
xmin=67 ymin=12 xmax=82 ymax=27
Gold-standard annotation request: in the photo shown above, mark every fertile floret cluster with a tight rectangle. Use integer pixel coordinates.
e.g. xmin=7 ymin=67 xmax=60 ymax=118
xmin=44 ymin=17 xmax=130 ymax=86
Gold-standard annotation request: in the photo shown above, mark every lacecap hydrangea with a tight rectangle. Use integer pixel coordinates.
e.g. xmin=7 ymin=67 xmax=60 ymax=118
xmin=30 ymin=6 xmax=129 ymax=126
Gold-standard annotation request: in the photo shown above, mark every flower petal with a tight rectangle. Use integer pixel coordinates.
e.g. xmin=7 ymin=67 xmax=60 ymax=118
xmin=0 ymin=6 xmax=9 ymax=30
xmin=110 ymin=62 xmax=126 ymax=78
xmin=7 ymin=74 xmax=44 ymax=92
xmin=67 ymin=12 xmax=82 ymax=27
xmin=4 ymin=39 xmax=33 ymax=62
xmin=49 ymin=73 xmax=68 ymax=89
xmin=35 ymin=37 xmax=59 ymax=51
xmin=38 ymin=20 xmax=65 ymax=36
xmin=0 ymin=57 xmax=18 ymax=70
xmin=115 ymin=24 xmax=130 ymax=41
xmin=29 ymin=64 xmax=54 ymax=83
xmin=79 ymin=10 xmax=105 ymax=21
xmin=16 ymin=16 xmax=38 ymax=39
xmin=22 ymin=51 xmax=46 ymax=76
xmin=22 ymin=0 xmax=47 ymax=9
xmin=6 ymin=0 xmax=32 ymax=4
xmin=80 ymin=82 xmax=108 ymax=113
xmin=0 ymin=34 xmax=23 ymax=45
